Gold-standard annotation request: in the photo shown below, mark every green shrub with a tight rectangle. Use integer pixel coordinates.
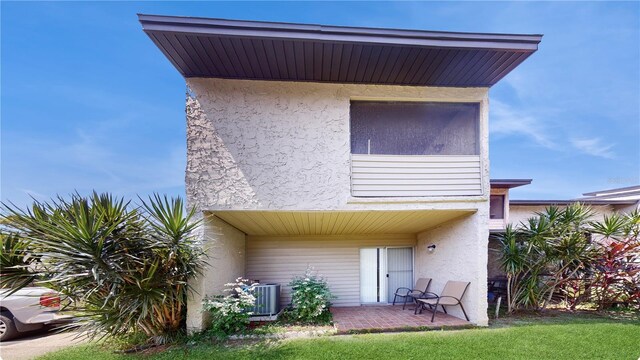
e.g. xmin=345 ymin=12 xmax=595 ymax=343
xmin=496 ymin=205 xmax=640 ymax=313
xmin=203 ymin=278 xmax=256 ymax=335
xmin=288 ymin=267 xmax=335 ymax=323
xmin=0 ymin=193 xmax=205 ymax=344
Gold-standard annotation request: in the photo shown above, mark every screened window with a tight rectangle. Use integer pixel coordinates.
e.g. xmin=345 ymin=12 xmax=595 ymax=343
xmin=490 ymin=195 xmax=505 ymax=219
xmin=350 ymin=101 xmax=480 ymax=155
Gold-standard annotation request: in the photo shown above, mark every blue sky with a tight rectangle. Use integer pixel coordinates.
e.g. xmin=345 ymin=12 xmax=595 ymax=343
xmin=2 ymin=1 xmax=639 ymax=206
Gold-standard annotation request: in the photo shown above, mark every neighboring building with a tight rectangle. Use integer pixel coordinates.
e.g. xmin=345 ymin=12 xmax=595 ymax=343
xmin=140 ymin=14 xmax=542 ymax=331
xmin=488 ymin=179 xmax=532 ymax=232
xmin=488 ymin=181 xmax=640 ymax=278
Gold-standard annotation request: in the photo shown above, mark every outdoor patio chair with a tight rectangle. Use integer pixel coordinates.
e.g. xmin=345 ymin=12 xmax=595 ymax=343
xmin=392 ymin=277 xmax=432 ymax=310
xmin=414 ymin=280 xmax=470 ymax=322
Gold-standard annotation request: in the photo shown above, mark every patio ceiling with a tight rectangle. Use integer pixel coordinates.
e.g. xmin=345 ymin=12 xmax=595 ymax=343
xmin=139 ymin=14 xmax=542 ymax=87
xmin=212 ymin=209 xmax=473 ymax=236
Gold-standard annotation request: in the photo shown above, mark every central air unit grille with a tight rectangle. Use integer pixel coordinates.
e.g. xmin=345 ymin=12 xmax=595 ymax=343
xmin=251 ymin=284 xmax=281 ymax=316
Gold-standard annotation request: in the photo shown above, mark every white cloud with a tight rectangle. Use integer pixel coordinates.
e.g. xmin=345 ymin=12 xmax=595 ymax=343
xmin=570 ymin=138 xmax=615 ymax=159
xmin=490 ymin=99 xmax=557 ymax=149
xmin=2 ymin=116 xmax=186 ymax=207
xmin=490 ymin=100 xmax=619 ymax=160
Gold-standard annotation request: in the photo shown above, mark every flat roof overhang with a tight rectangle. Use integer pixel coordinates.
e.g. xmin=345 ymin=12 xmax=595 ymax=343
xmin=582 ymin=185 xmax=640 ymax=197
xmin=490 ymin=179 xmax=532 ymax=189
xmin=139 ymin=14 xmax=542 ymax=87
xmin=211 ymin=209 xmax=474 ymax=236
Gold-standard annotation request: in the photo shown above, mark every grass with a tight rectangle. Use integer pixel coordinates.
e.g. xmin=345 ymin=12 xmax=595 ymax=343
xmin=39 ymin=311 xmax=640 ymax=360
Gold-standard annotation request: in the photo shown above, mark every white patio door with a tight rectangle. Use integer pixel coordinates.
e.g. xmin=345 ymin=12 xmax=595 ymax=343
xmin=386 ymin=247 xmax=414 ymax=303
xmin=360 ymin=247 xmax=413 ymax=304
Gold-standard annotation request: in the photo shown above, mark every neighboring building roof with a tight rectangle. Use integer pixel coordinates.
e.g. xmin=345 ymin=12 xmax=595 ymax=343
xmin=580 ymin=185 xmax=640 ymax=201
xmin=510 ymin=199 xmax=638 ymax=206
xmin=138 ymin=14 xmax=542 ymax=87
xmin=490 ymin=179 xmax=532 ymax=189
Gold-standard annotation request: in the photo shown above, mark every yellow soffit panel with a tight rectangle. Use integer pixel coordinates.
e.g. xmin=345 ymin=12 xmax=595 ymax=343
xmin=212 ymin=210 xmax=474 ymax=236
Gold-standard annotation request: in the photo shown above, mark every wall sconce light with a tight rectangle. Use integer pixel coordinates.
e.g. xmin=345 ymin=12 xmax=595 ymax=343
xmin=427 ymin=244 xmax=437 ymax=252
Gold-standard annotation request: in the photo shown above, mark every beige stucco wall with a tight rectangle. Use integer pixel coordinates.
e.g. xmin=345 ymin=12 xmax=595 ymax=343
xmin=185 ymin=78 xmax=492 ymax=330
xmin=612 ymin=203 xmax=639 ymax=214
xmin=486 ymin=203 xmax=629 ymax=280
xmin=186 ymin=214 xmax=246 ymax=332
xmin=508 ymin=204 xmax=615 ymax=227
xmin=186 ymin=78 xmax=490 ymax=211
xmin=415 ymin=210 xmax=489 ymax=326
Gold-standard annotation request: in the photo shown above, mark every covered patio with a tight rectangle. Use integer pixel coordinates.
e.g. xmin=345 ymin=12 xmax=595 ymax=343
xmin=331 ymin=305 xmax=471 ymax=334
xmin=186 ymin=208 xmax=489 ymax=331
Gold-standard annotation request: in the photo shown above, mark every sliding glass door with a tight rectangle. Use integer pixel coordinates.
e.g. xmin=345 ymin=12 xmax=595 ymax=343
xmin=360 ymin=247 xmax=413 ymax=304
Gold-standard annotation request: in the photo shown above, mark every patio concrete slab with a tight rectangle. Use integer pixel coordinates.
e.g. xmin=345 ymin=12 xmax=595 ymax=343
xmin=331 ymin=305 xmax=471 ymax=334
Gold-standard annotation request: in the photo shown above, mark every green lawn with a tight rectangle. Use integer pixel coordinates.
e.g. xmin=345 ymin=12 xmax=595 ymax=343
xmin=40 ymin=315 xmax=640 ymax=360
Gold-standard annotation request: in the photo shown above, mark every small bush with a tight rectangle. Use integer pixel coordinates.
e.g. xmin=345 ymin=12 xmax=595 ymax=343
xmin=1 ymin=193 xmax=205 ymax=344
xmin=203 ymin=278 xmax=256 ymax=335
xmin=288 ymin=267 xmax=335 ymax=323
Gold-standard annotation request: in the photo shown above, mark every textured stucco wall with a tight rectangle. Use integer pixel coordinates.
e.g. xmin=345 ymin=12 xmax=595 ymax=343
xmin=508 ymin=204 xmax=615 ymax=227
xmin=415 ymin=209 xmax=489 ymax=326
xmin=185 ymin=78 xmax=490 ymax=212
xmin=613 ymin=203 xmax=640 ymax=213
xmin=186 ymin=214 xmax=245 ymax=332
xmin=185 ymin=78 xmax=491 ymax=330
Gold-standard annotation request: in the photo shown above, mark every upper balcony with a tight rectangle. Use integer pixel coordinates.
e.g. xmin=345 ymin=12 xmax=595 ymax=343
xmin=350 ymin=101 xmax=483 ymax=198
xmin=351 ymin=154 xmax=482 ymax=197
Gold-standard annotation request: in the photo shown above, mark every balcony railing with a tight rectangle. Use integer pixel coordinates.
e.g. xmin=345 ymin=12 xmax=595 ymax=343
xmin=351 ymin=154 xmax=482 ymax=197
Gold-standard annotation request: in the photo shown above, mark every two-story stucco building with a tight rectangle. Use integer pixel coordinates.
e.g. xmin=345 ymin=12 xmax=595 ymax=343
xmin=139 ymin=14 xmax=542 ymax=331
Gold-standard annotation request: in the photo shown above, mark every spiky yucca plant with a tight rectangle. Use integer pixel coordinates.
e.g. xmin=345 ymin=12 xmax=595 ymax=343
xmin=0 ymin=192 xmax=204 ymax=344
xmin=496 ymin=203 xmax=598 ymax=312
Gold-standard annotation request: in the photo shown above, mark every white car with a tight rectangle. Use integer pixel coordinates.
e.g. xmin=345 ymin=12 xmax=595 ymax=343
xmin=0 ymin=287 xmax=69 ymax=341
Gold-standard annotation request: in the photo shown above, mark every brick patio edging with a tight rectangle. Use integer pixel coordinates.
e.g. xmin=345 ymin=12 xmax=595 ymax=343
xmin=228 ymin=323 xmax=476 ymax=339
xmin=228 ymin=328 xmax=336 ymax=340
xmin=336 ymin=324 xmax=477 ymax=335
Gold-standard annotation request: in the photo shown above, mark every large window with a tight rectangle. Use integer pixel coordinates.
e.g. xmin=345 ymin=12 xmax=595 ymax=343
xmin=350 ymin=101 xmax=480 ymax=155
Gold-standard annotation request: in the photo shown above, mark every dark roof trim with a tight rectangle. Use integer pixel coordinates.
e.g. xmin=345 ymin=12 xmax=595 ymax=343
xmin=138 ymin=14 xmax=542 ymax=51
xmin=510 ymin=200 xmax=638 ymax=206
xmin=490 ymin=179 xmax=532 ymax=189
xmin=582 ymin=185 xmax=640 ymax=197
xmin=580 ymin=194 xmax=640 ymax=201
xmin=139 ymin=14 xmax=542 ymax=86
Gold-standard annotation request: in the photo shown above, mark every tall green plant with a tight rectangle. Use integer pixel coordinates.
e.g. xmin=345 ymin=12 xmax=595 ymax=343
xmin=495 ymin=225 xmax=531 ymax=313
xmin=497 ymin=203 xmax=597 ymax=312
xmin=536 ymin=204 xmax=596 ymax=309
xmin=0 ymin=232 xmax=37 ymax=290
xmin=590 ymin=211 xmax=640 ymax=310
xmin=0 ymin=192 xmax=205 ymax=344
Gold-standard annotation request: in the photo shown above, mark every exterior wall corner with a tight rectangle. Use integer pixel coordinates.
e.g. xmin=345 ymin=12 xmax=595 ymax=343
xmin=186 ymin=214 xmax=246 ymax=332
